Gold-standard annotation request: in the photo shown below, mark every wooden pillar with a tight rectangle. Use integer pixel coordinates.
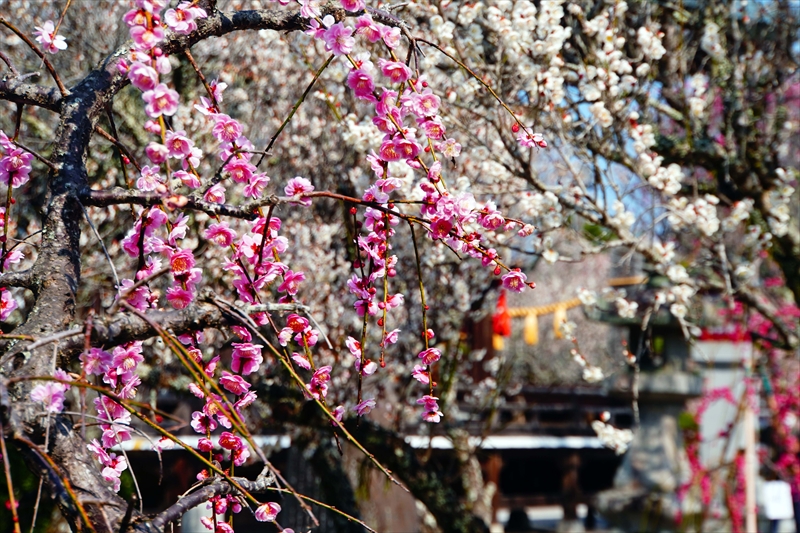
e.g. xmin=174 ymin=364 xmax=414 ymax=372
xmin=484 ymin=452 xmax=503 ymax=523
xmin=561 ymin=451 xmax=581 ymax=521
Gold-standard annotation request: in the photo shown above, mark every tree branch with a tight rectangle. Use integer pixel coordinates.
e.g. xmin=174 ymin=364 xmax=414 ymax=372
xmin=0 ymin=269 xmax=32 ymax=289
xmin=81 ymin=188 xmax=271 ymax=220
xmin=0 ymin=77 xmax=61 ymax=111
xmin=149 ymin=473 xmax=274 ymax=530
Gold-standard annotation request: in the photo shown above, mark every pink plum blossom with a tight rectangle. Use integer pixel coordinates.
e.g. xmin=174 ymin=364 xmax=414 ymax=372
xmin=243 ymin=173 xmax=270 ymax=198
xmin=231 ymin=343 xmax=263 ymax=375
xmin=204 ymin=183 xmax=226 ymax=203
xmin=81 ymin=348 xmax=111 ymax=376
xmin=379 ymin=59 xmax=413 ymax=83
xmin=205 ymin=222 xmax=237 ymax=247
xmin=220 ymin=371 xmax=251 ymax=395
xmin=341 ymin=0 xmax=365 ymax=11
xmin=0 ymin=149 xmax=34 ymax=188
xmin=430 ymin=217 xmax=453 ymax=240
xmin=277 ymin=270 xmax=305 ymax=295
xmin=501 ymin=270 xmax=528 ymax=292
xmin=254 ymin=502 xmax=281 ymax=522
xmin=111 ymin=342 xmax=144 ymax=374
xmin=346 ymin=69 xmax=376 ymax=100
xmin=354 ymin=398 xmax=376 ymax=416
xmin=213 ymin=115 xmax=243 ymax=143
xmin=136 ymin=165 xmax=164 ymax=191
xmin=122 ymin=9 xmax=147 ymax=27
xmin=300 ymin=0 xmax=321 ymax=19
xmin=142 ymin=83 xmax=179 ymax=117
xmin=517 ymin=131 xmax=547 ymax=149
xmin=412 ymin=365 xmax=430 ymax=384
xmin=284 ymin=177 xmax=315 ymax=206
xmin=355 ymin=15 xmax=382 ymax=42
xmin=165 ymin=130 xmax=194 ymax=158
xmin=191 ymin=410 xmax=217 ymax=434
xmin=323 ymin=23 xmax=355 ymax=56
xmin=209 ymin=78 xmax=227 ymax=102
xmin=291 ymin=352 xmax=311 ymax=370
xmin=128 ymin=62 xmax=159 ymax=91
xmin=166 ymin=286 xmax=194 ymax=308
xmin=384 ymin=329 xmax=401 ymax=345
xmin=436 ymin=138 xmax=462 ymax=158
xmin=382 ymin=26 xmax=401 ymax=48
xmin=33 ymin=21 xmax=67 ymax=54
xmin=145 ymin=141 xmax=168 ymax=163
xmin=30 ymin=370 xmax=71 ymax=414
xmin=224 ymin=159 xmax=255 ymax=183
xmin=164 ymin=2 xmax=206 ymax=34
xmin=418 ymin=348 xmax=441 ymax=365
xmin=130 ymin=25 xmax=165 ymax=50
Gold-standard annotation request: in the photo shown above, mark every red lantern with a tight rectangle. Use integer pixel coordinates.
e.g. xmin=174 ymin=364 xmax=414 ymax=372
xmin=493 ymin=290 xmax=511 ymax=337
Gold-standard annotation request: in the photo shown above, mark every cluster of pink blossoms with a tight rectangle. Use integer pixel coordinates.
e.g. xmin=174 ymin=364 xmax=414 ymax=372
xmin=117 ymin=1 xmax=289 ymax=527
xmin=0 ymin=131 xmax=33 ymax=189
xmin=77 ymin=342 xmax=146 ymax=491
xmin=0 ymin=130 xmax=32 ymax=321
xmin=187 ymin=332 xmax=269 ymax=525
xmin=294 ymin=3 xmax=537 ymax=422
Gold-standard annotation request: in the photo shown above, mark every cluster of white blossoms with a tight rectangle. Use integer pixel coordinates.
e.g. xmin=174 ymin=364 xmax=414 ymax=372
xmin=610 ymin=200 xmax=635 ymax=229
xmin=766 ymin=168 xmax=796 ymax=237
xmin=652 ymin=241 xmax=677 ymax=264
xmin=688 ymin=73 xmax=709 ymax=119
xmin=629 ymin=111 xmax=688 ymax=202
xmin=577 ymin=287 xmax=598 ymax=306
xmin=576 ymin=287 xmax=639 ymax=320
xmin=615 ymin=296 xmax=639 ymax=319
xmin=518 ymin=190 xmax=564 ymax=230
xmin=722 ymin=199 xmax=754 ymax=232
xmin=573 ymin=349 xmax=605 ymax=383
xmin=630 ymin=119 xmax=656 ymax=153
xmin=654 ymin=283 xmax=698 ymax=321
xmin=573 ymin=3 xmax=642 ymax=122
xmin=700 ymin=21 xmax=726 ymax=61
xmin=648 ymin=163 xmax=684 ymax=195
xmin=636 ymin=26 xmax=667 ymax=61
xmin=666 ymin=265 xmax=690 ymax=284
xmin=592 ymin=418 xmax=634 ymax=455
xmin=340 ymin=113 xmax=379 ymax=153
xmin=667 ymin=195 xmax=721 ymax=237
xmin=429 ymin=14 xmax=456 ymax=42
xmin=478 ymin=0 xmax=571 ymax=104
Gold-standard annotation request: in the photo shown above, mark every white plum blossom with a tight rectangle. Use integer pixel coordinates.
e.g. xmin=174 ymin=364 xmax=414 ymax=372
xmin=700 ymin=22 xmax=726 ymax=60
xmin=615 ymin=297 xmax=639 ymax=319
xmin=666 ymin=265 xmax=690 ymax=284
xmin=577 ymin=287 xmax=597 ymax=306
xmin=542 ymin=249 xmax=559 ymax=263
xmin=648 ymin=163 xmax=684 ymax=195
xmin=590 ymin=101 xmax=613 ymax=128
xmin=637 ymin=27 xmax=666 ymax=60
xmin=611 ymin=201 xmax=635 ymax=229
xmin=592 ymin=420 xmax=634 ymax=455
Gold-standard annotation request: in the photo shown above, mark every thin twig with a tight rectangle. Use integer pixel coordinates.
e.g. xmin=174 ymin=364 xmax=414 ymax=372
xmin=256 ymin=54 xmax=335 ymax=168
xmin=26 ymin=327 xmax=83 ymax=351
xmin=0 ymin=420 xmax=22 ymax=533
xmin=79 ymin=203 xmax=121 ymax=299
